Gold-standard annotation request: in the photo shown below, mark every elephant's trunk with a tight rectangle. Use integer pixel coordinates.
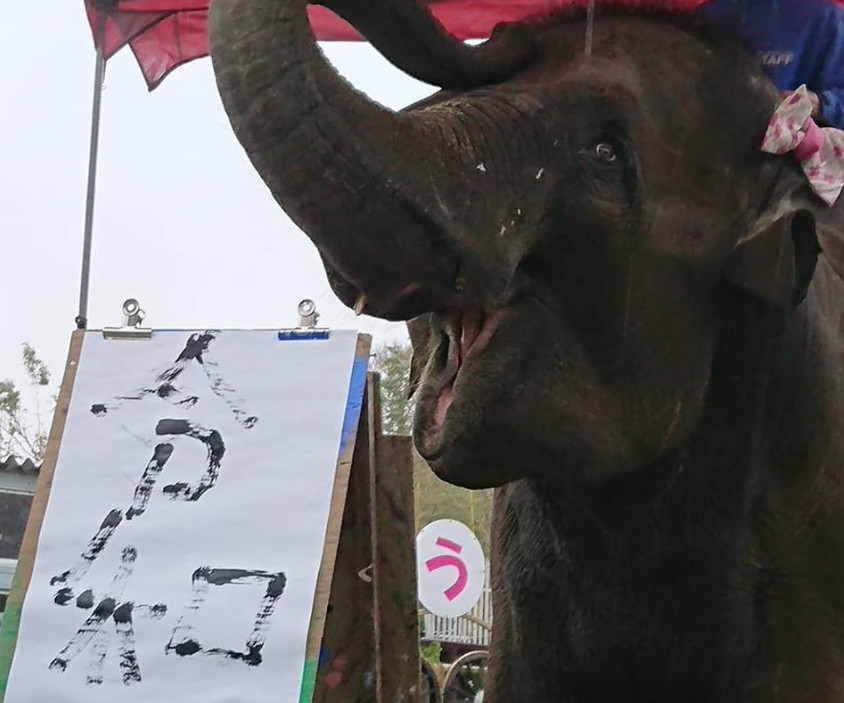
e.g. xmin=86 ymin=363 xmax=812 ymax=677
xmin=209 ymin=0 xmax=530 ymax=319
xmin=325 ymin=0 xmax=533 ymax=89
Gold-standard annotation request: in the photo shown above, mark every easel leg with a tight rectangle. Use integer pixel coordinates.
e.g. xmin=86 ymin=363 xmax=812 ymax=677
xmin=313 ymin=383 xmax=377 ymax=703
xmin=314 ymin=374 xmax=421 ymax=703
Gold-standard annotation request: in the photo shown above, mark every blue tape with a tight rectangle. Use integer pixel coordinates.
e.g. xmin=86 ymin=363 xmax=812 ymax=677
xmin=338 ymin=358 xmax=368 ymax=455
xmin=278 ymin=330 xmax=330 ymax=341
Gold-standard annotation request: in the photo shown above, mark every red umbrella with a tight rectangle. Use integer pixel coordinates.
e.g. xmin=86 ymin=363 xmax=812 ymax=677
xmin=84 ymin=1 xmax=211 ymax=90
xmin=84 ymin=0 xmax=711 ymax=90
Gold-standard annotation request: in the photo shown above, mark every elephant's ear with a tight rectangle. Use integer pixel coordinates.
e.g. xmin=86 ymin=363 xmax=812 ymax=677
xmin=725 ymin=162 xmax=844 ymax=306
xmin=814 ymin=205 xmax=844 ymax=281
xmin=724 ymin=208 xmax=820 ymax=307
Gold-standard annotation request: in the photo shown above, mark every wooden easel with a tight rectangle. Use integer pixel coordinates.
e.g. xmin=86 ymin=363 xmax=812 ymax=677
xmin=0 ymin=331 xmax=421 ymax=703
xmin=312 ymin=372 xmax=421 ymax=703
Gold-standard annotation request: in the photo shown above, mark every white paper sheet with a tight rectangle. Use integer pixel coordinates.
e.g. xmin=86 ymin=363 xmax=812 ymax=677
xmin=4 ymin=329 xmax=359 ymax=703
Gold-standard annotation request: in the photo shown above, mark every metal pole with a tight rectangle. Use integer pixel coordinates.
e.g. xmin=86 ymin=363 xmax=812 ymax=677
xmin=584 ymin=0 xmax=595 ymax=56
xmin=75 ymin=16 xmax=107 ymax=330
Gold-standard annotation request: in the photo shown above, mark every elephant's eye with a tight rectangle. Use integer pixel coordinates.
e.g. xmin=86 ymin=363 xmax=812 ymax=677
xmin=594 ymin=142 xmax=617 ymax=162
xmin=576 ymin=131 xmax=637 ymax=208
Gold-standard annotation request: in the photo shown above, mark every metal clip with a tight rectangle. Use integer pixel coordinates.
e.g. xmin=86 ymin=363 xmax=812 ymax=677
xmin=102 ymin=298 xmax=152 ymax=340
xmin=278 ymin=299 xmax=330 ymax=341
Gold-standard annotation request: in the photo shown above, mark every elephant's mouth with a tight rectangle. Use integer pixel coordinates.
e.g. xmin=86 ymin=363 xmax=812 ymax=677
xmin=415 ymin=306 xmax=510 ymax=460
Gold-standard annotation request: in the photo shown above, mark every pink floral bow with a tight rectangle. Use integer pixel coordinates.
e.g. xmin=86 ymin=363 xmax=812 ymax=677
xmin=761 ymin=85 xmax=844 ymax=206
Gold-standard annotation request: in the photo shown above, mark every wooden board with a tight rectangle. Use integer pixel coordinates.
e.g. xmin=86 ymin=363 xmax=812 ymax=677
xmin=373 ymin=433 xmax=420 ymax=702
xmin=314 ymin=374 xmax=421 ymax=703
xmin=300 ymin=334 xmax=372 ymax=702
xmin=368 ymin=375 xmax=421 ymax=703
xmin=312 ymin=382 xmax=377 ymax=703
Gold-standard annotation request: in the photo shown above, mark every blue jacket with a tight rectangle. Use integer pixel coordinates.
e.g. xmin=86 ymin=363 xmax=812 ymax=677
xmin=702 ymin=0 xmax=844 ymax=129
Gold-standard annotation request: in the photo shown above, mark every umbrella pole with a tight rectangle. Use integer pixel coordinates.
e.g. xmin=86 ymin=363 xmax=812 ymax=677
xmin=75 ymin=16 xmax=107 ymax=330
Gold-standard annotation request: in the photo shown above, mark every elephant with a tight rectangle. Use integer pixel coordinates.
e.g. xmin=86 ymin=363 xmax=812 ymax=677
xmin=208 ymin=1 xmax=844 ymax=701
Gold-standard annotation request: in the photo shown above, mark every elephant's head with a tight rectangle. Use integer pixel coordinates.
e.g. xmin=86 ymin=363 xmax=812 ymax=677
xmin=210 ymin=1 xmax=844 ymax=489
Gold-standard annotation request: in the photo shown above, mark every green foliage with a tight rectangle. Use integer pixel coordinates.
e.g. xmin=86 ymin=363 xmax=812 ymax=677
xmin=420 ymin=641 xmax=445 ymax=682
xmin=0 ymin=343 xmax=55 ymax=463
xmin=372 ymin=342 xmax=413 ymax=435
xmin=421 ymin=641 xmax=443 ymax=667
xmin=21 ymin=342 xmax=51 ymax=387
xmin=0 ymin=381 xmax=21 ymax=417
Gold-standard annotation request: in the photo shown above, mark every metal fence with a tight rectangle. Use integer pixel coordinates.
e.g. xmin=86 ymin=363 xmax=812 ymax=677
xmin=420 ymin=565 xmax=492 ymax=647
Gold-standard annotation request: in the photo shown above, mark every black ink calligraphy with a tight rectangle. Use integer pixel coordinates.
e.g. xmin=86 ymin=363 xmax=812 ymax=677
xmin=50 ymin=421 xmax=226 ymax=587
xmin=155 ymin=420 xmax=225 ymax=501
xmin=126 ymin=443 xmax=174 ymax=520
xmin=41 ymin=331 xmax=290 ymax=689
xmin=166 ymin=567 xmax=287 ymax=667
xmin=51 ymin=509 xmax=123 ymax=587
xmin=49 ymin=547 xmax=167 ymax=686
xmin=90 ymin=331 xmax=259 ymax=429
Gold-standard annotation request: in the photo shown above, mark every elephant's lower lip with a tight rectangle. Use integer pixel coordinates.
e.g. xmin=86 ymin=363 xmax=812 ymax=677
xmin=416 ymin=307 xmax=510 ymax=458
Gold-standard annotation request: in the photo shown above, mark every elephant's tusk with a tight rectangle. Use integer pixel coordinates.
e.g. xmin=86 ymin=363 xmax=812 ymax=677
xmin=354 ymin=294 xmax=368 ymax=316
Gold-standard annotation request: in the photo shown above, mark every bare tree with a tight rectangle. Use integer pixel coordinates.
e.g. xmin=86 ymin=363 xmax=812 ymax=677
xmin=372 ymin=342 xmax=414 ymax=436
xmin=0 ymin=343 xmax=55 ymax=463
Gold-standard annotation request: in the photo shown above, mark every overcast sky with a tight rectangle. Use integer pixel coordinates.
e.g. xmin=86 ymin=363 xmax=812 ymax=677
xmin=0 ymin=3 xmax=435 ymax=400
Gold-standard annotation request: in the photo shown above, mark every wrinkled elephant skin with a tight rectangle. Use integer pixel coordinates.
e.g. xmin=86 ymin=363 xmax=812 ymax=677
xmin=210 ymin=3 xmax=844 ymax=702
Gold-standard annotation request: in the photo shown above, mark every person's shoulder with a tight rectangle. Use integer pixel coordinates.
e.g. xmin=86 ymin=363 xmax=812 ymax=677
xmin=790 ymin=0 xmax=844 ymax=32
xmin=820 ymin=0 xmax=844 ymax=33
xmin=805 ymin=0 xmax=844 ymax=20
